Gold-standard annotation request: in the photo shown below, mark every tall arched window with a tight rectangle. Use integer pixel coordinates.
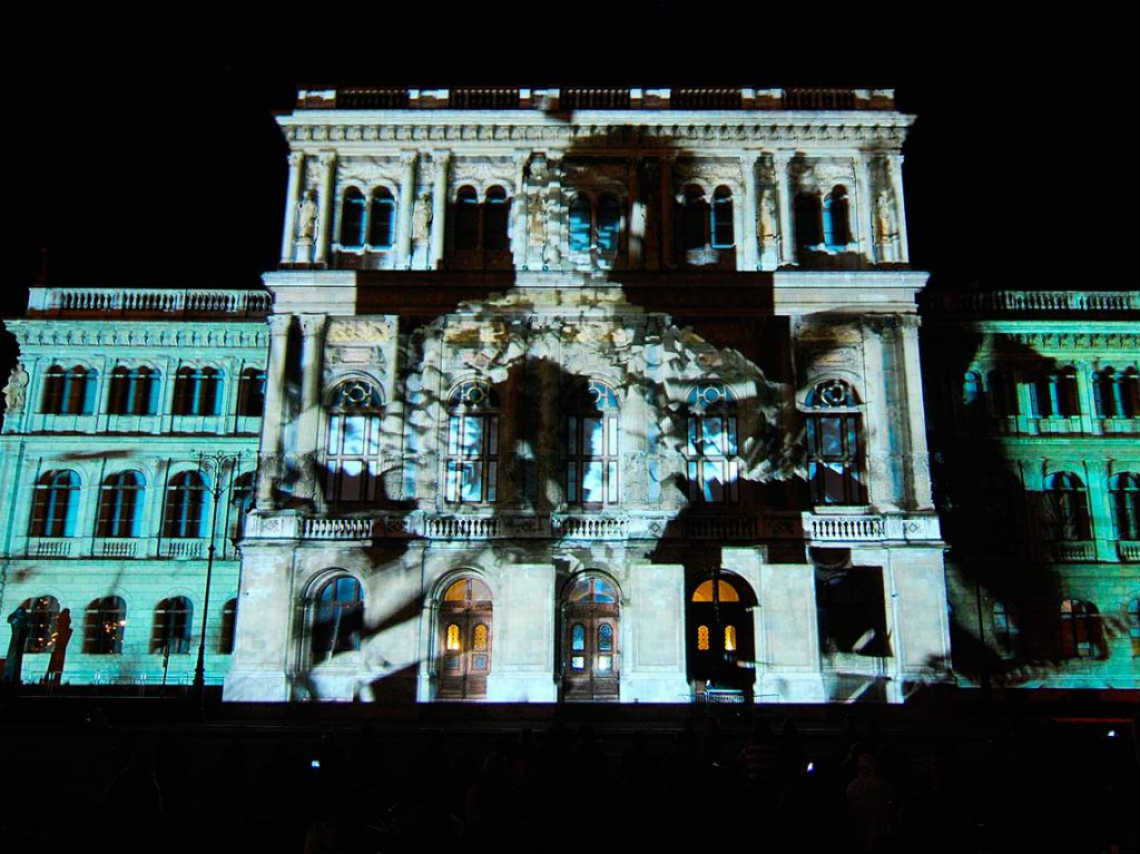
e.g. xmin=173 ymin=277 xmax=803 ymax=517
xmin=988 ymin=369 xmax=1017 ymax=416
xmin=1059 ymin=598 xmax=1099 ymax=658
xmin=107 ymin=366 xmax=160 ymax=415
xmin=992 ymin=601 xmax=1020 ymax=659
xmin=1095 ymin=367 xmax=1140 ymax=417
xmin=569 ymin=194 xmax=592 ymax=252
xmin=455 ymin=185 xmax=479 ymax=251
xmin=564 ymin=379 xmax=620 ymax=506
xmin=446 ymin=381 xmax=499 ymax=503
xmin=483 ymin=185 xmax=510 ymax=251
xmin=150 ymin=596 xmax=193 ymax=655
xmin=710 ymin=186 xmax=734 ymax=248
xmin=236 ymin=367 xmax=266 ymax=416
xmin=96 ymin=470 xmax=145 ymax=538
xmin=312 ymin=576 xmax=364 ymax=662
xmin=680 ymin=185 xmax=708 ymax=251
xmin=40 ymin=365 xmax=97 ymax=415
xmin=21 ymin=596 xmax=60 ymax=653
xmin=368 ymin=187 xmax=395 ymax=248
xmin=1032 ymin=369 xmax=1080 ymax=417
xmin=325 ymin=379 xmax=385 ymax=503
xmin=83 ymin=596 xmax=126 ymax=654
xmin=597 ymin=193 xmax=621 ymax=252
xmin=173 ymin=367 xmax=223 ymax=416
xmin=219 ymin=598 xmax=238 ymax=654
xmin=230 ymin=471 xmax=255 ymax=540
xmin=164 ymin=471 xmax=209 ymax=538
xmin=822 ymin=185 xmax=851 ymax=249
xmin=339 ymin=187 xmax=366 ymax=248
xmin=794 ymin=191 xmax=823 ymax=248
xmin=30 ymin=470 xmax=81 ymax=537
xmin=805 ymin=380 xmax=866 ymax=506
xmin=962 ymin=371 xmax=983 ymax=417
xmin=1045 ymin=472 xmax=1091 ymax=541
xmin=685 ymin=382 xmax=739 ymax=503
xmin=1110 ymin=472 xmax=1140 ymax=540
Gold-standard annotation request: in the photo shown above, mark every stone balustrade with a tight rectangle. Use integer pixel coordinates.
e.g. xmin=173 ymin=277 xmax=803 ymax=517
xmin=934 ymin=290 xmax=1138 ymax=315
xmin=803 ymin=513 xmax=886 ymax=542
xmin=27 ymin=287 xmax=272 ymax=317
xmin=1049 ymin=541 xmax=1097 ymax=562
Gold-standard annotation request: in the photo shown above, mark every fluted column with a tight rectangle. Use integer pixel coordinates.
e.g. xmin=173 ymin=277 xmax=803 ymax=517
xmin=280 ymin=151 xmax=304 ymax=264
xmin=397 ymin=151 xmax=417 ymax=269
xmin=430 ymin=150 xmax=451 ymax=269
xmin=296 ymin=314 xmax=327 ymax=505
xmin=773 ymin=152 xmax=794 ymax=265
xmin=257 ymin=315 xmax=292 ymax=507
xmin=314 ymin=151 xmax=336 ymax=266
xmin=740 ymin=154 xmax=759 ymax=270
xmin=888 ymin=153 xmax=910 ymax=263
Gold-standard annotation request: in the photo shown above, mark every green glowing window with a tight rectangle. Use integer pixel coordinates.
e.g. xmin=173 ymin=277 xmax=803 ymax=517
xmin=30 ymin=470 xmax=80 ymax=537
xmin=151 ymin=596 xmax=193 ymax=655
xmin=83 ymin=596 xmax=126 ymax=655
xmin=97 ymin=470 xmax=145 ymax=538
xmin=163 ymin=471 xmax=209 ymax=539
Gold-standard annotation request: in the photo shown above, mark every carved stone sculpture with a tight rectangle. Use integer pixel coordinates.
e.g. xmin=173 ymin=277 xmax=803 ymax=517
xmin=2 ymin=362 xmax=28 ymax=413
xmin=411 ymin=192 xmax=432 ymax=243
xmin=759 ymin=191 xmax=779 ymax=242
xmin=875 ymin=189 xmax=896 ymax=243
xmin=298 ymin=190 xmax=318 ymax=240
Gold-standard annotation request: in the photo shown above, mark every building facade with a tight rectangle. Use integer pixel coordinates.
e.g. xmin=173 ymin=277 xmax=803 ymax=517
xmin=3 ymin=87 xmax=957 ymax=702
xmin=923 ymin=289 xmax=1140 ymax=691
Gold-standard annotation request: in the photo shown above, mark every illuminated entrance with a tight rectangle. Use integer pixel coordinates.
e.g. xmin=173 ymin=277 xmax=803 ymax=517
xmin=688 ymin=574 xmax=755 ymax=695
xmin=437 ymin=577 xmax=492 ymax=699
xmin=561 ymin=574 xmax=620 ymax=701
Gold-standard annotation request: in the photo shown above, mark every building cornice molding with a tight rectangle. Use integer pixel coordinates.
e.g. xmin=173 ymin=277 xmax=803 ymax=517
xmin=4 ymin=318 xmax=269 ymax=350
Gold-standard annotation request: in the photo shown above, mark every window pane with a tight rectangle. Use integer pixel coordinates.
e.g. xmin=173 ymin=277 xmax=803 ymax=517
xmin=697 ymin=625 xmax=709 ymax=650
xmin=571 ymin=623 xmax=585 ymax=651
xmin=569 ymin=196 xmax=591 ymax=252
xmin=596 ymin=654 xmax=612 ymax=673
xmin=583 ymin=417 xmax=604 ymax=456
xmin=567 ymin=462 xmax=578 ymax=502
xmin=598 ymin=623 xmax=613 ymax=651
xmin=342 ymin=415 xmax=365 ymax=455
xmin=340 ymin=461 xmax=364 ymax=502
xmin=582 ymin=462 xmax=604 ymax=504
xmin=607 ymin=461 xmax=619 ymax=504
xmin=702 ymin=461 xmax=723 ymax=502
xmin=702 ymin=417 xmax=724 ymax=456
xmin=460 ymin=462 xmax=483 ymax=502
xmin=461 ymin=417 xmax=483 ymax=457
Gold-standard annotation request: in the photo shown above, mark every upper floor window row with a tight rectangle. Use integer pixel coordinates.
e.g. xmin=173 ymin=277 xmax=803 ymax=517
xmin=38 ymin=364 xmax=266 ymax=418
xmin=964 ymin=366 xmax=1140 ymax=420
xmin=339 ymin=186 xmax=396 ymax=251
xmin=569 ymin=193 xmax=622 ymax=255
xmin=795 ymin=185 xmax=852 ymax=251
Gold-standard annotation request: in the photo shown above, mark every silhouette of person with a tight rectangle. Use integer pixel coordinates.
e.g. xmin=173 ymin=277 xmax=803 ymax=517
xmin=2 ymin=605 xmax=30 ymax=684
xmin=43 ymin=607 xmax=72 ymax=685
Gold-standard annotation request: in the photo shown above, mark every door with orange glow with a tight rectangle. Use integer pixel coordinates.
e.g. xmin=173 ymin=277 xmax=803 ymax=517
xmin=561 ymin=575 xmax=620 ymax=701
xmin=438 ymin=578 xmax=492 ymax=699
xmin=688 ymin=576 xmax=754 ymax=692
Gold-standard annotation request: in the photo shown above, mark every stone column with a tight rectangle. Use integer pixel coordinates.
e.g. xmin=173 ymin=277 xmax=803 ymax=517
xmin=1084 ymin=459 xmax=1117 ymax=562
xmin=628 ymin=156 xmax=643 ymax=268
xmin=397 ymin=151 xmax=418 ymax=269
xmin=855 ymin=152 xmax=875 ymax=264
xmin=659 ymin=155 xmax=675 ymax=269
xmin=898 ymin=316 xmax=935 ymax=509
xmin=740 ymin=154 xmax=759 ymax=270
xmin=256 ymin=314 xmax=292 ymax=507
xmin=773 ymin=152 xmax=794 ymax=265
xmin=280 ymin=151 xmax=304 ymax=264
xmin=888 ymin=154 xmax=910 ymax=263
xmin=296 ymin=314 xmax=327 ymax=506
xmin=314 ymin=151 xmax=337 ymax=267
xmin=430 ymin=150 xmax=451 ymax=270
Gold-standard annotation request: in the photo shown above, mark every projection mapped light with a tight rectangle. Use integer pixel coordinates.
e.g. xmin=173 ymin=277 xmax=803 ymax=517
xmin=806 ymin=761 xmax=815 ymax=773
xmin=1106 ymin=729 xmax=1116 ymax=738
xmin=310 ymin=759 xmax=321 ymax=768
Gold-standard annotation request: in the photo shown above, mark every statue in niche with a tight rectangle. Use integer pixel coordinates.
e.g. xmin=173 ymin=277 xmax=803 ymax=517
xmin=3 ymin=362 xmax=28 ymax=413
xmin=874 ymin=189 xmax=897 ymax=243
xmin=527 ymin=193 xmax=547 ymax=245
xmin=758 ymin=190 xmax=779 ymax=243
xmin=412 ymin=191 xmax=432 ymax=243
xmin=297 ymin=190 xmax=318 ymax=240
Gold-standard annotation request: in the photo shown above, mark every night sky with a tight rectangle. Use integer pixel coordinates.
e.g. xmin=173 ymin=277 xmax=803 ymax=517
xmin=6 ymin=12 xmax=1136 ymax=351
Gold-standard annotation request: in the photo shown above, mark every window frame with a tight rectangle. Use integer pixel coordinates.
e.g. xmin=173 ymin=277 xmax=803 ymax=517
xmin=163 ymin=470 xmax=210 ymax=539
xmin=563 ymin=379 xmax=621 ymax=508
xmin=30 ymin=469 xmax=81 ymax=537
xmin=324 ymin=379 xmax=386 ymax=504
xmin=96 ymin=470 xmax=146 ymax=538
xmin=804 ymin=379 xmax=866 ymax=507
xmin=444 ymin=381 xmax=499 ymax=505
xmin=684 ymin=382 xmax=740 ymax=504
xmin=311 ymin=575 xmax=364 ymax=663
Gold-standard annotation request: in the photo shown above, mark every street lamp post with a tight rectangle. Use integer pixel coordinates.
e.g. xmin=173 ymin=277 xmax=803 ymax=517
xmin=192 ymin=450 xmax=240 ymax=710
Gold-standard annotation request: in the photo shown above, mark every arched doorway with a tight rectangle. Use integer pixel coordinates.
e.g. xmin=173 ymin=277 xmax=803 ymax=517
xmin=438 ymin=577 xmax=492 ymax=699
xmin=561 ymin=574 xmax=620 ymax=701
xmin=688 ymin=574 xmax=755 ymax=696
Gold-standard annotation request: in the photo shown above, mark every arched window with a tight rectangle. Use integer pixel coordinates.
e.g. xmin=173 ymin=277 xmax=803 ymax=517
xmin=822 ymin=185 xmax=851 ymax=249
xmin=988 ymin=369 xmax=1017 ymax=416
xmin=680 ymin=185 xmax=708 ymax=251
xmin=566 ymin=575 xmax=619 ymax=603
xmin=455 ymin=185 xmax=479 ymax=251
xmin=710 ymin=186 xmax=734 ymax=248
xmin=685 ymin=382 xmax=739 ymax=503
xmin=804 ymin=380 xmax=866 ymax=506
xmin=1123 ymin=369 xmax=1140 ymax=417
xmin=564 ymin=379 xmax=620 ymax=506
xmin=164 ymin=471 xmax=209 ymax=538
xmin=1098 ymin=367 xmax=1140 ymax=417
xmin=483 ymin=185 xmax=510 ymax=251
xmin=219 ymin=598 xmax=238 ymax=654
xmin=230 ymin=471 xmax=255 ymax=540
xmin=30 ymin=470 xmax=81 ymax=537
xmin=325 ymin=379 xmax=385 ymax=503
xmin=568 ymin=194 xmax=592 ymax=252
xmin=173 ymin=367 xmax=223 ymax=416
xmin=794 ymin=191 xmax=823 ymax=247
xmin=992 ymin=601 xmax=1020 ymax=659
xmin=1032 ymin=369 xmax=1080 ymax=417
xmin=96 ymin=470 xmax=145 ymax=538
xmin=446 ymin=381 xmax=499 ymax=503
xmin=236 ymin=367 xmax=266 ymax=416
xmin=339 ymin=187 xmax=366 ymax=248
xmin=1045 ymin=472 xmax=1091 ymax=541
xmin=597 ymin=193 xmax=621 ymax=252
xmin=963 ymin=371 xmax=983 ymax=414
xmin=40 ymin=365 xmax=97 ymax=415
xmin=1128 ymin=598 xmax=1139 ymax=657
xmin=1110 ymin=473 xmax=1140 ymax=540
xmin=1059 ymin=599 xmax=1098 ymax=658
xmin=107 ymin=366 xmax=160 ymax=415
xmin=312 ymin=576 xmax=363 ymax=662
xmin=368 ymin=187 xmax=395 ymax=248
xmin=83 ymin=596 xmax=125 ymax=654
xmin=21 ymin=595 xmax=60 ymax=653
xmin=151 ymin=596 xmax=193 ymax=655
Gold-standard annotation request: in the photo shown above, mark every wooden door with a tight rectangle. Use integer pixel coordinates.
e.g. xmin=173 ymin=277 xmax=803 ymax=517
xmin=438 ymin=578 xmax=492 ymax=700
xmin=688 ymin=577 xmax=755 ymax=693
xmin=561 ymin=575 xmax=620 ymax=701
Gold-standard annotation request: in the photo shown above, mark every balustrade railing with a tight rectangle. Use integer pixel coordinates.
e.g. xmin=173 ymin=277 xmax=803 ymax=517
xmin=553 ymin=515 xmax=629 ymax=540
xmin=805 ymin=513 xmax=885 ymax=541
xmin=1115 ymin=541 xmax=1139 ymax=562
xmin=302 ymin=516 xmax=375 ymax=540
xmin=28 ymin=287 xmax=271 ymax=317
xmin=938 ymin=290 xmax=1138 ymax=315
xmin=1049 ymin=541 xmax=1096 ymax=562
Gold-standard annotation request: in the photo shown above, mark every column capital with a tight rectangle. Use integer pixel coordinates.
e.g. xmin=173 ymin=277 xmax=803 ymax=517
xmin=297 ymin=313 xmax=327 ymax=338
xmin=432 ymin=148 xmax=452 ymax=165
xmin=399 ymin=150 xmax=418 ymax=167
xmin=318 ymin=150 xmax=337 ymax=167
xmin=268 ymin=314 xmax=292 ymax=337
xmin=287 ymin=150 xmax=305 ymax=167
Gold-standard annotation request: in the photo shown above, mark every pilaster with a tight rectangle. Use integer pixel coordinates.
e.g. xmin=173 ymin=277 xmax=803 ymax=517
xmin=888 ymin=153 xmax=909 ymax=263
xmin=856 ymin=152 xmax=875 ymax=265
xmin=257 ymin=315 xmax=292 ymax=508
xmin=430 ymin=150 xmax=451 ymax=269
xmin=773 ymin=151 xmax=794 ymax=266
xmin=280 ymin=151 xmax=304 ymax=264
xmin=314 ymin=151 xmax=337 ymax=267
xmin=740 ymin=154 xmax=759 ymax=270
xmin=296 ymin=314 xmax=327 ymax=507
xmin=397 ymin=150 xmax=417 ymax=269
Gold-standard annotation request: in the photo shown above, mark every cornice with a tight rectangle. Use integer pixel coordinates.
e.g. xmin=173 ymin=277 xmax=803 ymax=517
xmin=4 ymin=318 xmax=269 ymax=350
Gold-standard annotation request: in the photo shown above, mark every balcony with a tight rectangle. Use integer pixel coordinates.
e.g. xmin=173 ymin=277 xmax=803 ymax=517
xmin=1049 ymin=541 xmax=1096 ymax=562
xmin=27 ymin=287 xmax=271 ymax=318
xmin=1117 ymin=541 xmax=1140 ymax=562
